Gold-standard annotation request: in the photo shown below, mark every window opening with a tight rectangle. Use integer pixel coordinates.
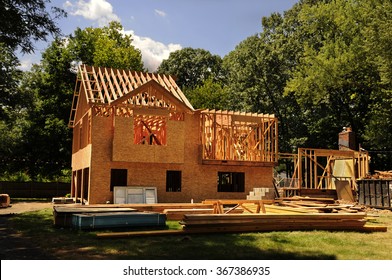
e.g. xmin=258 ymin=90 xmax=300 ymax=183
xmin=218 ymin=172 xmax=245 ymax=192
xmin=134 ymin=114 xmax=167 ymax=145
xmin=166 ymin=170 xmax=182 ymax=192
xmin=110 ymin=169 xmax=127 ymax=192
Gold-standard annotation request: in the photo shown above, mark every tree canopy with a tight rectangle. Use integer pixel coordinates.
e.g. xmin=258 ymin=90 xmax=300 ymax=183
xmin=0 ymin=21 xmax=144 ymax=181
xmin=0 ymin=0 xmax=66 ymax=53
xmin=157 ymin=47 xmax=224 ymax=89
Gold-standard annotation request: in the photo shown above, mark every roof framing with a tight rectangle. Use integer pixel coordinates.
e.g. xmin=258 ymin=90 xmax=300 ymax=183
xmin=69 ymin=64 xmax=194 ymax=127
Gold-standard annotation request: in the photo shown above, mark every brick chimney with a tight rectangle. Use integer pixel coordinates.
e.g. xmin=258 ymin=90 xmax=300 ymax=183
xmin=338 ymin=127 xmax=357 ymax=150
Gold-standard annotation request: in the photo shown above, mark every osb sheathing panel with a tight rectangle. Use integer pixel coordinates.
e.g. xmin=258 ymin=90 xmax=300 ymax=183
xmin=74 ymin=86 xmax=89 ymax=126
xmin=71 ymin=145 xmax=92 ymax=170
xmin=89 ymin=115 xmax=113 ymax=204
xmin=72 ymin=123 xmax=80 ymax=154
xmin=112 ymin=114 xmax=186 ymax=163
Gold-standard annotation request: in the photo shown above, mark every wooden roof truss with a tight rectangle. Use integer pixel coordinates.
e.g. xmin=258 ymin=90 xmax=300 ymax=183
xmin=69 ymin=64 xmax=193 ymax=127
xmin=201 ymin=110 xmax=278 ymax=163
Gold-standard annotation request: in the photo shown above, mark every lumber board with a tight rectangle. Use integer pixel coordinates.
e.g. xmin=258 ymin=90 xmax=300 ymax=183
xmin=182 ymin=224 xmax=373 ymax=233
xmin=182 ymin=213 xmax=367 ymax=220
xmin=163 ymin=208 xmax=243 ymax=220
xmin=264 ymin=204 xmax=319 ymax=214
xmin=180 ymin=212 xmax=370 ymax=233
xmin=281 ymin=197 xmax=336 ymax=203
xmin=97 ymin=229 xmax=184 ymax=238
xmin=202 ymin=199 xmax=275 ymax=204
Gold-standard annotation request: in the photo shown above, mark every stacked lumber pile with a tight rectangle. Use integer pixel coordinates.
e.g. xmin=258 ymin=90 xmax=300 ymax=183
xmin=363 ymin=170 xmax=392 ymax=179
xmin=373 ymin=170 xmax=392 ymax=179
xmin=277 ymin=197 xmax=365 ymax=213
xmin=180 ymin=213 xmax=386 ymax=233
xmin=163 ymin=208 xmax=243 ymax=220
xmin=96 ymin=199 xmax=388 ymax=238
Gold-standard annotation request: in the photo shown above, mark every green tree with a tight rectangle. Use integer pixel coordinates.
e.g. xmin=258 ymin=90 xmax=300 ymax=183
xmin=222 ymin=7 xmax=307 ymax=156
xmin=0 ymin=44 xmax=22 ymax=119
xmin=362 ymin=0 xmax=392 ymax=170
xmin=0 ymin=0 xmax=66 ymax=179
xmin=18 ymin=39 xmax=75 ymax=180
xmin=0 ymin=0 xmax=66 ymax=53
xmin=185 ymin=78 xmax=228 ymax=110
xmin=285 ymin=0 xmax=375 ymax=146
xmin=157 ymin=47 xmax=224 ymax=89
xmin=69 ymin=21 xmax=143 ymax=71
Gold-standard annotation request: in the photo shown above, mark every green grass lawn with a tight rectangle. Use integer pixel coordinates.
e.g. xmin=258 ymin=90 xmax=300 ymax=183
xmin=5 ymin=208 xmax=392 ymax=260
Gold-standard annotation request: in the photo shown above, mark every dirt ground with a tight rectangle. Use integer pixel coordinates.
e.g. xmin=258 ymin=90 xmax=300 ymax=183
xmin=0 ymin=201 xmax=54 ymax=260
xmin=0 ymin=201 xmax=52 ymax=215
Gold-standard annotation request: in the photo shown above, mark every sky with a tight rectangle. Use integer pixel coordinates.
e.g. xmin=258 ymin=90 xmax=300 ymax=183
xmin=19 ymin=0 xmax=299 ymax=71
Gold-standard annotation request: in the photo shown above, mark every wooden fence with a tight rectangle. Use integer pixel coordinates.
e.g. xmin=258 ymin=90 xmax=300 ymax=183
xmin=0 ymin=181 xmax=70 ymax=198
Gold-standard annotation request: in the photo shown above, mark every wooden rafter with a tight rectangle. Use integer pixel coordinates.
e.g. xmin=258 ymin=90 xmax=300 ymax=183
xmin=69 ymin=65 xmax=194 ymax=127
xmin=84 ymin=64 xmax=193 ymax=106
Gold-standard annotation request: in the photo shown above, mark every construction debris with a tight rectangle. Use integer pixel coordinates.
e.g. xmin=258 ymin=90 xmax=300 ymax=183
xmin=95 ymin=197 xmax=388 ymax=238
xmin=53 ymin=203 xmax=215 ymax=227
xmin=367 ymin=170 xmax=392 ymax=179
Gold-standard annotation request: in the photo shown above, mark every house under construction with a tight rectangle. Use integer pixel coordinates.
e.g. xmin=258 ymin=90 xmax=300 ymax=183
xmin=69 ymin=65 xmax=278 ymax=204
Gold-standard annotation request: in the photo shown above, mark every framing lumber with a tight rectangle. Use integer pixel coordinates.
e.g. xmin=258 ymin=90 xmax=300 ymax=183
xmin=68 ymin=65 xmax=194 ymax=128
xmin=286 ymin=148 xmax=369 ymax=191
xmin=200 ymin=110 xmax=278 ymax=163
xmin=202 ymin=199 xmax=274 ymax=214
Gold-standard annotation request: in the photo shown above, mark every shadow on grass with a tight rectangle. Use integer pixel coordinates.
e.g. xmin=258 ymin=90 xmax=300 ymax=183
xmin=120 ymin=233 xmax=337 ymax=260
xmin=3 ymin=210 xmax=336 ymax=260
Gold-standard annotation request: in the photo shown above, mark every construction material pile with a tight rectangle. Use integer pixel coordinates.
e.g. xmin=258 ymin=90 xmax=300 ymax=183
xmin=363 ymin=170 xmax=392 ymax=179
xmin=276 ymin=197 xmax=365 ymax=213
xmin=179 ymin=212 xmax=385 ymax=233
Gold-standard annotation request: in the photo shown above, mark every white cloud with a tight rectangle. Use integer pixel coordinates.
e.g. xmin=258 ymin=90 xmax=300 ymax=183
xmin=154 ymin=9 xmax=166 ymax=17
xmin=18 ymin=57 xmax=34 ymax=71
xmin=17 ymin=51 xmax=41 ymax=71
xmin=65 ymin=0 xmax=120 ymax=26
xmin=124 ymin=30 xmax=181 ymax=72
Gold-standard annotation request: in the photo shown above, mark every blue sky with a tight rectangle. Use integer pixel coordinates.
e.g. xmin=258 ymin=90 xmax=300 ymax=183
xmin=20 ymin=0 xmax=299 ymax=71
